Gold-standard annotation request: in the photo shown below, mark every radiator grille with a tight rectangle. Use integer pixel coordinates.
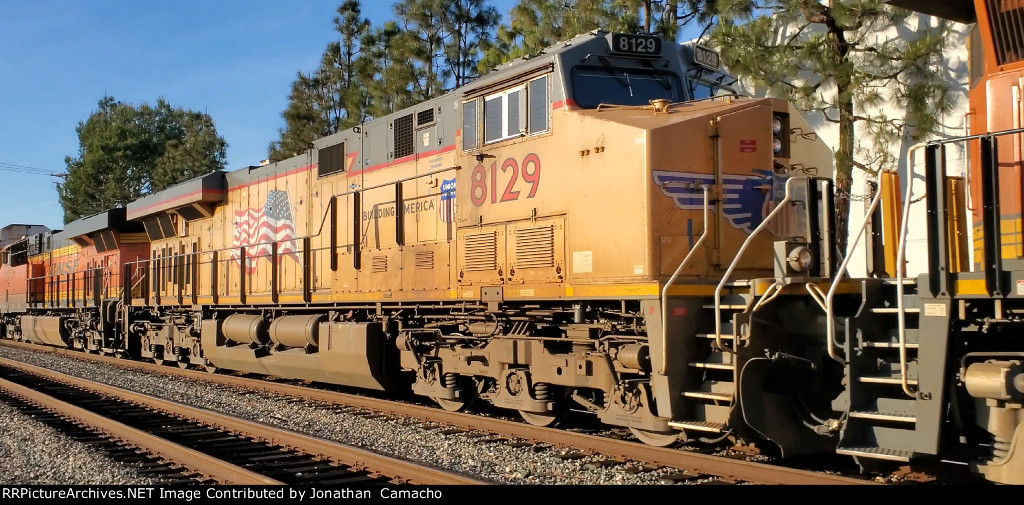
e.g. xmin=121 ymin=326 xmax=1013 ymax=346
xmin=988 ymin=0 xmax=1024 ymax=65
xmin=464 ymin=231 xmax=498 ymax=272
xmin=415 ymin=250 xmax=434 ymax=270
xmin=515 ymin=225 xmax=555 ymax=268
xmin=371 ymin=255 xmax=388 ymax=273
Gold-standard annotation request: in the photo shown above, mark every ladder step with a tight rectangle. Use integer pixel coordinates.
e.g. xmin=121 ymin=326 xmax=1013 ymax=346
xmin=689 ymin=362 xmax=733 ymax=370
xmin=682 ymin=391 xmax=732 ymax=402
xmin=861 ymin=341 xmax=919 ymax=349
xmin=858 ymin=376 xmax=919 ymax=386
xmin=849 ymin=410 xmax=916 ymax=423
xmin=869 ymin=307 xmax=920 ymax=314
xmin=836 ymin=446 xmax=913 ymax=462
xmin=668 ymin=420 xmax=725 ymax=433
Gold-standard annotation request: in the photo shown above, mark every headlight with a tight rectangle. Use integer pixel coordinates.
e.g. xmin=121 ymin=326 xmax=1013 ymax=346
xmin=773 ymin=137 xmax=783 ymax=155
xmin=772 ymin=117 xmax=783 ymax=135
xmin=787 ymin=246 xmax=814 ymax=273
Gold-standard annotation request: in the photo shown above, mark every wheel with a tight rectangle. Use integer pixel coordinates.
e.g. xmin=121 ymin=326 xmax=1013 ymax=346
xmin=152 ymin=357 xmax=166 ymax=366
xmin=204 ymin=363 xmax=219 ymax=374
xmin=433 ymin=397 xmax=470 ymax=412
xmin=629 ymin=427 xmax=680 ymax=447
xmin=518 ymin=409 xmax=565 ymax=427
xmin=177 ymin=361 xmax=190 ymax=369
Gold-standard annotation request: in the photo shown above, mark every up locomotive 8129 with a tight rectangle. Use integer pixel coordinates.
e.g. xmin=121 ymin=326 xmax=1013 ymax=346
xmin=3 ymin=5 xmax=1021 ymax=483
xmin=2 ymin=28 xmax=834 ymax=445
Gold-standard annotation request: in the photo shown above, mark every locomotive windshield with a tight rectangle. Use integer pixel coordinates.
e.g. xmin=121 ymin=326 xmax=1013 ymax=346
xmin=571 ymin=65 xmax=682 ymax=108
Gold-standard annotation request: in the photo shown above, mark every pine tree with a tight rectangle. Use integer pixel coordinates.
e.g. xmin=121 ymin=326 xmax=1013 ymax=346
xmin=269 ymin=0 xmax=371 ymax=161
xmin=713 ymin=0 xmax=955 ymax=255
xmin=479 ymin=0 xmax=717 ymax=73
xmin=58 ymin=96 xmax=227 ymax=223
xmin=442 ymin=0 xmax=501 ymax=88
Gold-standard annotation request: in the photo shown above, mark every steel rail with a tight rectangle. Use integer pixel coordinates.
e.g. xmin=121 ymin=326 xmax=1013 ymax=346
xmin=1 ymin=341 xmax=873 ymax=485
xmin=0 ymin=374 xmax=281 ymax=485
xmin=0 ymin=354 xmax=485 ymax=486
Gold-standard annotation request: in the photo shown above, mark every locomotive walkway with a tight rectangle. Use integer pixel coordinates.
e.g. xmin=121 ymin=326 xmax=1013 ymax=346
xmin=0 ymin=355 xmax=483 ymax=485
xmin=1 ymin=340 xmax=873 ymax=485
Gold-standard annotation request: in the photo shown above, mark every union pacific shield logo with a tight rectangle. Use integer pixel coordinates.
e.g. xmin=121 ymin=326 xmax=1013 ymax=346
xmin=653 ymin=169 xmax=774 ymax=234
xmin=439 ymin=178 xmax=456 ymax=223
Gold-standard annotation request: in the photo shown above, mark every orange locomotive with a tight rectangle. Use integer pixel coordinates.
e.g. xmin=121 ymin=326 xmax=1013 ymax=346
xmin=0 ymin=208 xmax=148 ymax=351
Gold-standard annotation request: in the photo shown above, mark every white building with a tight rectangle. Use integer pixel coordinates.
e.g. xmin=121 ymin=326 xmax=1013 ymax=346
xmin=729 ymin=13 xmax=971 ymax=278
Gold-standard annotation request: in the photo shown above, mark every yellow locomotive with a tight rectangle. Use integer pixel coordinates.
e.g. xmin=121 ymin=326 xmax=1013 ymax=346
xmin=117 ymin=29 xmax=834 ymax=446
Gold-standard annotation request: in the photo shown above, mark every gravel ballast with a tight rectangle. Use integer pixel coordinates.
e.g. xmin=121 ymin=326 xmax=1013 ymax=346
xmin=0 ymin=345 xmax=717 ymax=485
xmin=0 ymin=396 xmax=163 ymax=485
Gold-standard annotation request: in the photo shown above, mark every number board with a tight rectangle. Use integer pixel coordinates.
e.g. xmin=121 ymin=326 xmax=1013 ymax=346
xmin=692 ymin=45 xmax=721 ymax=70
xmin=607 ymin=33 xmax=661 ymax=57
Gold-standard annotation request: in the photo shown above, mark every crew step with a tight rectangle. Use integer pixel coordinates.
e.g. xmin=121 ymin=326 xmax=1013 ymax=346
xmin=668 ymin=420 xmax=725 ymax=433
xmin=836 ymin=446 xmax=913 ymax=462
xmin=701 ymin=304 xmax=748 ymax=310
xmin=695 ymin=333 xmax=735 ymax=340
xmin=860 ymin=341 xmax=919 ymax=349
xmin=690 ymin=351 xmax=734 ymax=370
xmin=849 ymin=410 xmax=916 ymax=423
xmin=682 ymin=391 xmax=732 ymax=402
xmin=880 ymin=278 xmax=918 ymax=285
xmin=869 ymin=307 xmax=920 ymax=314
xmin=858 ymin=376 xmax=919 ymax=386
xmin=689 ymin=362 xmax=733 ymax=370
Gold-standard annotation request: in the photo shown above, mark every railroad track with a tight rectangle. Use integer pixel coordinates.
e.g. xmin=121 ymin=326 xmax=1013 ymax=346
xmin=0 ymin=340 xmax=872 ymax=485
xmin=0 ymin=355 xmax=484 ymax=485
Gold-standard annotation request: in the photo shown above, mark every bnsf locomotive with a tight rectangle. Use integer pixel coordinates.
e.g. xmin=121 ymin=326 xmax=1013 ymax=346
xmin=1 ymin=2 xmax=1021 ymax=482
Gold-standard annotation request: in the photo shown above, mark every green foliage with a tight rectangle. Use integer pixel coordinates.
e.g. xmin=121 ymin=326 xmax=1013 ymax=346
xmin=270 ymin=0 xmax=499 ymax=161
xmin=479 ymin=0 xmax=718 ymax=73
xmin=58 ymin=96 xmax=227 ymax=224
xmin=712 ymin=0 xmax=955 ymax=253
xmin=270 ymin=0 xmax=371 ymax=161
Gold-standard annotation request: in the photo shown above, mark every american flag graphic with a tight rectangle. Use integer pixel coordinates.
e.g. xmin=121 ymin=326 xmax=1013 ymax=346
xmin=231 ymin=189 xmax=299 ymax=272
xmin=439 ymin=177 xmax=456 ymax=223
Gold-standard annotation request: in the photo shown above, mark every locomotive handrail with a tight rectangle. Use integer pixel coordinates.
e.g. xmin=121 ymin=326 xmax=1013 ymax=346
xmin=895 ymin=142 xmax=928 ymax=398
xmin=659 ymin=185 xmax=709 ymax=375
xmin=824 ymin=173 xmax=885 ymax=366
xmin=894 ymin=129 xmax=1024 ymax=398
xmin=329 ymin=165 xmax=460 ymax=199
xmin=714 ymin=176 xmax=806 ymax=353
xmin=120 ymin=165 xmax=464 ymax=270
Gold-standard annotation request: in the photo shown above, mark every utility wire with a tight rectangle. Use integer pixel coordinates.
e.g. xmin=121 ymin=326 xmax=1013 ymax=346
xmin=0 ymin=161 xmax=62 ymax=176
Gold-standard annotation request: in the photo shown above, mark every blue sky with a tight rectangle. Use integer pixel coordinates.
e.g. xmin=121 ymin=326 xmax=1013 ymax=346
xmin=0 ymin=0 xmax=515 ymax=229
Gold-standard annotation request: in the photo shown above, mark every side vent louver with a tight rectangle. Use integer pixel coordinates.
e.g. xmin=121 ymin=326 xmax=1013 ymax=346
xmin=464 ymin=231 xmax=498 ymax=272
xmin=515 ymin=225 xmax=555 ymax=268
xmin=415 ymin=250 xmax=435 ymax=270
xmin=371 ymin=255 xmax=388 ymax=273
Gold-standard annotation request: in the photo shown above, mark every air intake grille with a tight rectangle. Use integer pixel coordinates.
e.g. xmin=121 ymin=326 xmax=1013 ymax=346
xmin=416 ymin=108 xmax=435 ymax=126
xmin=515 ymin=225 xmax=555 ymax=268
xmin=371 ymin=255 xmax=388 ymax=273
xmin=415 ymin=250 xmax=434 ymax=270
xmin=394 ymin=114 xmax=414 ymax=159
xmin=464 ymin=231 xmax=497 ymax=272
xmin=987 ymin=0 xmax=1024 ymax=65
